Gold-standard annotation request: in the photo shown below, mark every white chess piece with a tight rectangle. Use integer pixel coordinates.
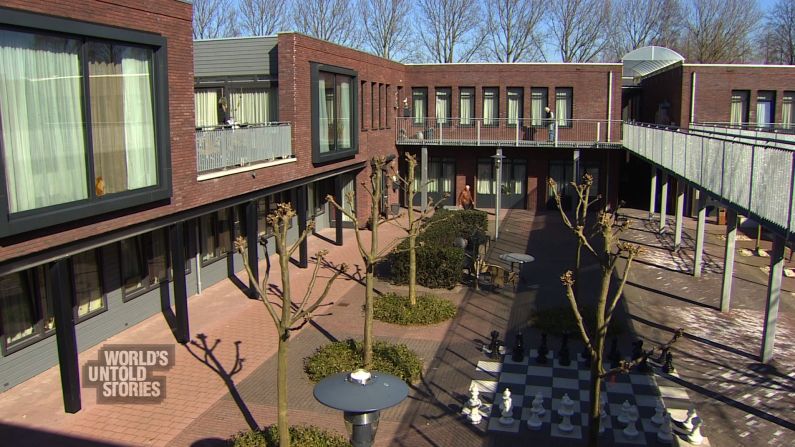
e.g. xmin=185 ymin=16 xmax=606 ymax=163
xmin=623 ymin=405 xmax=639 ymax=437
xmin=651 ymin=402 xmax=665 ymax=425
xmin=688 ymin=416 xmax=704 ymax=445
xmin=558 ymin=393 xmax=575 ymax=433
xmin=499 ymin=388 xmax=514 ymax=425
xmin=531 ymin=392 xmax=546 ymax=417
xmin=527 ymin=407 xmax=543 ymax=430
xmin=467 ymin=383 xmax=481 ymax=408
xmin=617 ymin=400 xmax=632 ymax=424
xmin=681 ymin=407 xmax=696 ymax=431
xmin=657 ymin=411 xmax=674 ymax=444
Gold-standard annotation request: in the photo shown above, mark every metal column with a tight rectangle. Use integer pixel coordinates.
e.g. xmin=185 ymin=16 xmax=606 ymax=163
xmin=170 ymin=222 xmax=190 ymax=343
xmin=334 ymin=176 xmax=343 ymax=246
xmin=674 ymin=179 xmax=684 ymax=250
xmin=694 ymin=191 xmax=706 ymax=277
xmin=297 ymin=185 xmax=308 ymax=268
xmin=245 ymin=200 xmax=259 ymax=294
xmin=420 ymin=146 xmax=428 ymax=212
xmin=659 ymin=174 xmax=668 ymax=233
xmin=50 ymin=259 xmax=81 ymax=413
xmin=761 ymin=235 xmax=785 ymax=363
xmin=720 ymin=209 xmax=737 ymax=313
xmin=649 ymin=166 xmax=657 ymax=219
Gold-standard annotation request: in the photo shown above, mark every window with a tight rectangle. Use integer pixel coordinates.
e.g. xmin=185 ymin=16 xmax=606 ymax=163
xmin=195 ymin=88 xmax=223 ymax=127
xmin=379 ymin=84 xmax=385 ymax=128
xmin=783 ymin=92 xmax=794 ymax=130
xmin=412 ymin=88 xmax=427 ymax=125
xmin=360 ymin=81 xmax=367 ymax=130
xmin=483 ymin=88 xmax=499 ymax=126
xmin=0 ymin=267 xmax=53 ymax=354
xmin=548 ymin=161 xmax=574 ymax=210
xmin=477 ymin=159 xmax=495 ymax=195
xmin=0 ymin=11 xmax=170 ymax=237
xmin=200 ymin=209 xmax=232 ymax=265
xmin=307 ymin=181 xmax=329 ymax=217
xmin=508 ymin=88 xmax=523 ymax=126
xmin=257 ymin=191 xmax=293 ymax=237
xmin=72 ymin=250 xmax=105 ymax=320
xmin=582 ymin=162 xmax=600 ymax=199
xmin=121 ymin=229 xmax=169 ymax=298
xmin=531 ymin=88 xmax=548 ymax=126
xmin=730 ymin=90 xmax=750 ymax=126
xmin=312 ymin=63 xmax=357 ymax=164
xmin=756 ymin=91 xmax=775 ymax=130
xmin=371 ymin=82 xmax=377 ymax=129
xmin=460 ymin=88 xmax=474 ymax=125
xmin=435 ymin=88 xmax=451 ymax=124
xmin=555 ymin=88 xmax=573 ymax=127
xmin=386 ymin=84 xmax=391 ymax=128
xmin=228 ymin=87 xmax=272 ymax=125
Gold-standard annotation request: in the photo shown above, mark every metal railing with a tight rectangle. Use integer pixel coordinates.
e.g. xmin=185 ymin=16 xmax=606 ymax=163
xmin=196 ymin=123 xmax=292 ymax=173
xmin=395 ymin=117 xmax=622 ymax=148
xmin=690 ymin=122 xmax=795 ymax=149
xmin=624 ymin=122 xmax=795 ymax=233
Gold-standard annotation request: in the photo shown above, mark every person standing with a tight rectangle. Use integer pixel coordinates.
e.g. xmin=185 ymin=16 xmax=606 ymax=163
xmin=545 ymin=106 xmax=555 ymax=142
xmin=458 ymin=184 xmax=474 ymax=210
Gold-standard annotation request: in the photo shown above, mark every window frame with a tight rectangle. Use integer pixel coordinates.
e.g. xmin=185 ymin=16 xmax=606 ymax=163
xmin=730 ymin=89 xmax=750 ymax=126
xmin=756 ymin=90 xmax=776 ymax=130
xmin=555 ymin=87 xmax=573 ymax=128
xmin=483 ymin=87 xmax=500 ymax=127
xmin=0 ymin=266 xmax=55 ymax=355
xmin=435 ymin=87 xmax=452 ymax=125
xmin=310 ymin=63 xmax=359 ymax=165
xmin=360 ymin=80 xmax=368 ymax=131
xmin=120 ymin=228 xmax=172 ymax=301
xmin=459 ymin=87 xmax=475 ymax=126
xmin=783 ymin=91 xmax=794 ymax=130
xmin=71 ymin=249 xmax=108 ymax=323
xmin=507 ymin=87 xmax=523 ymax=127
xmin=0 ymin=8 xmax=171 ymax=237
xmin=412 ymin=87 xmax=428 ymax=126
xmin=530 ymin=88 xmax=548 ymax=127
xmin=199 ymin=208 xmax=234 ymax=267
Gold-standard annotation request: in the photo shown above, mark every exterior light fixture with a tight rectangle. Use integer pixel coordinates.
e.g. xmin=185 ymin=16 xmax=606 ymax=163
xmin=313 ymin=369 xmax=409 ymax=447
xmin=491 ymin=148 xmax=506 ymax=240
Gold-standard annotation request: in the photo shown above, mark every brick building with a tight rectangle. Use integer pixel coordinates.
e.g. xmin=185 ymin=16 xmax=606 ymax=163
xmin=0 ymin=1 xmax=793 ymax=414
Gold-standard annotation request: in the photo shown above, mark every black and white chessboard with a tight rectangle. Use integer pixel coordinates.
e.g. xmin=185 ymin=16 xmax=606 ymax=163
xmin=468 ymin=349 xmax=710 ymax=446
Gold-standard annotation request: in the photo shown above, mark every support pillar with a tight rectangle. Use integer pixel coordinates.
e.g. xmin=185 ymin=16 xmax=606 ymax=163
xmin=572 ymin=150 xmax=581 ymax=210
xmin=49 ymin=259 xmax=81 ymax=413
xmin=649 ymin=166 xmax=657 ymax=219
xmin=170 ymin=222 xmax=190 ymax=343
xmin=761 ymin=235 xmax=785 ymax=363
xmin=659 ymin=174 xmax=668 ymax=233
xmin=694 ymin=190 xmax=706 ymax=277
xmin=420 ymin=146 xmax=428 ymax=212
xmin=245 ymin=200 xmax=259 ymax=291
xmin=334 ymin=176 xmax=343 ymax=246
xmin=674 ymin=179 xmax=685 ymax=250
xmin=297 ymin=185 xmax=308 ymax=268
xmin=720 ymin=209 xmax=738 ymax=313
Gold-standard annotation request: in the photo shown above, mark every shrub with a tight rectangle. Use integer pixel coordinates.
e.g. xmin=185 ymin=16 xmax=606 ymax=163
xmin=304 ymin=339 xmax=422 ymax=384
xmin=229 ymin=425 xmax=348 ymax=447
xmin=387 ymin=244 xmax=465 ymax=289
xmin=374 ymin=293 xmax=457 ymax=325
xmin=528 ymin=306 xmax=624 ymax=336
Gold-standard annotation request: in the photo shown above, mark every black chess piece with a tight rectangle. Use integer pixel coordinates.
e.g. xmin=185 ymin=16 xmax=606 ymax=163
xmin=608 ymin=337 xmax=621 ymax=368
xmin=536 ymin=333 xmax=549 ymax=364
xmin=559 ymin=332 xmax=571 ymax=366
xmin=656 ymin=346 xmax=669 ymax=364
xmin=581 ymin=344 xmax=592 ymax=367
xmin=488 ymin=330 xmax=501 ymax=358
xmin=512 ymin=331 xmax=525 ymax=362
xmin=662 ymin=352 xmax=676 ymax=374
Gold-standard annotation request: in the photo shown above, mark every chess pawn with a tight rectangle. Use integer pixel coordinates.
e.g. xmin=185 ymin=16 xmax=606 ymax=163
xmin=657 ymin=412 xmax=674 ymax=444
xmin=617 ymin=400 xmax=632 ymax=424
xmin=688 ymin=416 xmax=705 ymax=445
xmin=532 ymin=392 xmax=546 ymax=417
xmin=527 ymin=408 xmax=543 ymax=430
xmin=623 ymin=417 xmax=639 ymax=438
xmin=467 ymin=382 xmax=481 ymax=408
xmin=499 ymin=388 xmax=514 ymax=425
xmin=681 ymin=407 xmax=696 ymax=431
xmin=651 ymin=402 xmax=665 ymax=425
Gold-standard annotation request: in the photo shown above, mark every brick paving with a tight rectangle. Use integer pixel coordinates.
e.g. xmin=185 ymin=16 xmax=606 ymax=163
xmin=0 ymin=207 xmax=793 ymax=446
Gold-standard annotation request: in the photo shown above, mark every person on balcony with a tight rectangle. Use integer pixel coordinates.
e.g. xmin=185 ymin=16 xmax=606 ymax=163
xmin=544 ymin=106 xmax=556 ymax=142
xmin=458 ymin=184 xmax=474 ymax=210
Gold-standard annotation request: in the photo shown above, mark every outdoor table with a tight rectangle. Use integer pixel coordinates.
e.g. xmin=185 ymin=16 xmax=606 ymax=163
xmin=499 ymin=253 xmax=535 ymax=272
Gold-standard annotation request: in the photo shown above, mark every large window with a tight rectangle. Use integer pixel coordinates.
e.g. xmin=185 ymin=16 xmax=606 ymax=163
xmin=460 ymin=88 xmax=474 ymax=125
xmin=121 ymin=229 xmax=169 ymax=299
xmin=730 ymin=90 xmax=750 ymax=126
xmin=412 ymin=88 xmax=427 ymax=125
xmin=200 ymin=209 xmax=232 ymax=265
xmin=783 ymin=92 xmax=794 ymax=130
xmin=0 ymin=267 xmax=53 ymax=353
xmin=531 ymin=88 xmax=548 ymax=126
xmin=435 ymin=88 xmax=451 ymax=124
xmin=555 ymin=88 xmax=573 ymax=127
xmin=0 ymin=11 xmax=170 ymax=237
xmin=195 ymin=88 xmax=223 ymax=127
xmin=228 ymin=87 xmax=273 ymax=125
xmin=483 ymin=87 xmax=499 ymax=126
xmin=73 ymin=250 xmax=105 ymax=319
xmin=756 ymin=91 xmax=775 ymax=130
xmin=508 ymin=88 xmax=523 ymax=126
xmin=312 ymin=63 xmax=357 ymax=164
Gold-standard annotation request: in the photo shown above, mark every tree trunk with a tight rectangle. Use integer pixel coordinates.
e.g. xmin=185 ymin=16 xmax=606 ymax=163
xmin=277 ymin=332 xmax=290 ymax=447
xmin=364 ymin=264 xmax=374 ymax=369
xmin=408 ymin=231 xmax=417 ymax=306
xmin=587 ymin=269 xmax=612 ymax=446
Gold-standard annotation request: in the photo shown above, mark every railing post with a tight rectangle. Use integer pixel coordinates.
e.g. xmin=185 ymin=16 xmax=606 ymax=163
xmin=477 ymin=121 xmax=481 ymax=146
xmin=515 ymin=120 xmax=520 ymax=146
xmin=597 ymin=122 xmax=601 ymax=143
xmin=439 ymin=121 xmax=443 ymax=144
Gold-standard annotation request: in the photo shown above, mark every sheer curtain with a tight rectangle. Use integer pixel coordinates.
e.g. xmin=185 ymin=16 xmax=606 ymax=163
xmin=230 ymin=88 xmax=269 ymax=124
xmin=783 ymin=93 xmax=793 ymax=130
xmin=194 ymin=89 xmax=218 ymax=127
xmin=318 ymin=73 xmax=332 ymax=152
xmin=484 ymin=90 xmax=496 ymax=125
xmin=413 ymin=91 xmax=425 ymax=124
xmin=477 ymin=161 xmax=493 ymax=194
xmin=74 ymin=250 xmax=104 ymax=317
xmin=0 ymin=30 xmax=88 ymax=212
xmin=460 ymin=90 xmax=472 ymax=125
xmin=436 ymin=91 xmax=448 ymax=124
xmin=730 ymin=91 xmax=746 ymax=125
xmin=556 ymin=89 xmax=571 ymax=126
xmin=337 ymin=77 xmax=351 ymax=149
xmin=428 ymin=160 xmax=439 ymax=193
xmin=531 ymin=89 xmax=545 ymax=126
xmin=442 ymin=162 xmax=454 ymax=194
xmin=121 ymin=46 xmax=156 ymax=190
xmin=508 ymin=91 xmax=520 ymax=125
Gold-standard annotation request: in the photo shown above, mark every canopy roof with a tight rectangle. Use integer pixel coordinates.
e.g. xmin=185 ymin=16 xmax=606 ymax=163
xmin=622 ymin=46 xmax=684 ymax=81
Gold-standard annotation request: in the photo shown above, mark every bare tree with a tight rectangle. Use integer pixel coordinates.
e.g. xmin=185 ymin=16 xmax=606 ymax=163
xmin=485 ymin=0 xmax=546 ymax=62
xmin=681 ymin=0 xmax=761 ymax=63
xmin=416 ymin=0 xmax=487 ymax=63
xmin=193 ymin=0 xmax=238 ymax=39
xmin=547 ymin=0 xmax=611 ymax=62
xmin=765 ymin=0 xmax=795 ymax=64
xmin=238 ymin=0 xmax=289 ymax=37
xmin=235 ymin=204 xmax=346 ymax=447
xmin=360 ymin=0 xmax=412 ymax=60
xmin=607 ymin=0 xmax=682 ymax=61
xmin=291 ymin=0 xmax=359 ymax=47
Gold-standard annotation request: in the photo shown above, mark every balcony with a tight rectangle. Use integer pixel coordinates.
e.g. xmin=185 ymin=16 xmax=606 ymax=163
xmin=196 ymin=123 xmax=293 ymax=174
xmin=395 ymin=117 xmax=622 ymax=148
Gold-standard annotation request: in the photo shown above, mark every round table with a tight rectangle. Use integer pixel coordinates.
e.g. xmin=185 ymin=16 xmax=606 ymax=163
xmin=499 ymin=253 xmax=535 ymax=272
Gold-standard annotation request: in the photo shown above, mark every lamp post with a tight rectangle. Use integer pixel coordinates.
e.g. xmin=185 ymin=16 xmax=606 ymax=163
xmin=314 ymin=369 xmax=409 ymax=447
xmin=491 ymin=148 xmax=505 ymax=240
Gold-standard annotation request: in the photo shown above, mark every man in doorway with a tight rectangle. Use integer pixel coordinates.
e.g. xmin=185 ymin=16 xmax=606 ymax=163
xmin=458 ymin=184 xmax=474 ymax=210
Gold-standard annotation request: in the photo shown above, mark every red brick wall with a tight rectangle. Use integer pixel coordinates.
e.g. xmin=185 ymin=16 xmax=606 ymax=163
xmin=639 ymin=66 xmax=685 ymax=126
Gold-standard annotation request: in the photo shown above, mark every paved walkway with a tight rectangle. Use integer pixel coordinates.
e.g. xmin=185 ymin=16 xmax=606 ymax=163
xmin=0 ymin=208 xmax=793 ymax=446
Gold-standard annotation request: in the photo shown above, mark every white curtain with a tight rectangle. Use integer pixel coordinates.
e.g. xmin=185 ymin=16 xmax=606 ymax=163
xmin=460 ymin=91 xmax=472 ymax=125
xmin=756 ymin=93 xmax=774 ymax=129
xmin=337 ymin=77 xmax=351 ymax=149
xmin=121 ymin=46 xmax=157 ymax=190
xmin=74 ymin=250 xmax=104 ymax=317
xmin=477 ymin=161 xmax=493 ymax=194
xmin=230 ymin=88 xmax=270 ymax=124
xmin=436 ymin=91 xmax=448 ymax=124
xmin=194 ymin=90 xmax=218 ymax=127
xmin=318 ymin=73 xmax=331 ymax=152
xmin=0 ymin=30 xmax=88 ymax=213
xmin=531 ymin=89 xmax=545 ymax=126
xmin=484 ymin=91 xmax=496 ymax=125
xmin=513 ymin=164 xmax=524 ymax=194
xmin=556 ymin=89 xmax=570 ymax=126
xmin=730 ymin=92 xmax=745 ymax=125
xmin=508 ymin=91 xmax=520 ymax=125
xmin=428 ymin=160 xmax=439 ymax=192
xmin=783 ymin=93 xmax=793 ymax=130
xmin=442 ymin=162 xmax=454 ymax=193
xmin=413 ymin=92 xmax=425 ymax=124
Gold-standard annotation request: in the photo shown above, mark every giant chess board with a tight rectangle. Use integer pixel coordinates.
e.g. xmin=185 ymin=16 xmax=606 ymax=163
xmin=467 ymin=350 xmax=711 ymax=445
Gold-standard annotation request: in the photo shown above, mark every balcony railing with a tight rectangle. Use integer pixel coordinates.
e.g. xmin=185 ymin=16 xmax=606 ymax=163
xmin=395 ymin=117 xmax=622 ymax=148
xmin=196 ymin=123 xmax=292 ymax=173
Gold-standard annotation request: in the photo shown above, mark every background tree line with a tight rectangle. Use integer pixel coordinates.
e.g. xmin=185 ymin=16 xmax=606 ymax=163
xmin=194 ymin=0 xmax=795 ymax=65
